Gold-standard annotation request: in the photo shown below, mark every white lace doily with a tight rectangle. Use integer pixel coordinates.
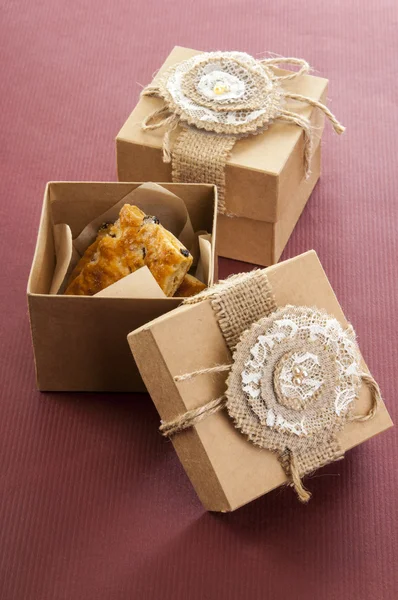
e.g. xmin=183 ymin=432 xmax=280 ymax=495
xmin=156 ymin=51 xmax=285 ymax=135
xmin=226 ymin=306 xmax=362 ymax=452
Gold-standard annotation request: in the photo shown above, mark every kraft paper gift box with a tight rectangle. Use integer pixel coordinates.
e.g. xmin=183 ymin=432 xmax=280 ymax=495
xmin=128 ymin=251 xmax=392 ymax=511
xmin=28 ymin=181 xmax=217 ymax=392
xmin=116 ymin=46 xmax=337 ymax=266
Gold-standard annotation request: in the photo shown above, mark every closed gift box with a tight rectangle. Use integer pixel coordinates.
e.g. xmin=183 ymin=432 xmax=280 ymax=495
xmin=127 ymin=251 xmax=392 ymax=511
xmin=116 ymin=46 xmax=332 ymax=266
xmin=27 ymin=181 xmax=217 ymax=392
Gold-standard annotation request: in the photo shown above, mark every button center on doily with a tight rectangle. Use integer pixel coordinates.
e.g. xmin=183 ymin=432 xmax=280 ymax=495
xmin=273 ymin=350 xmax=324 ymax=411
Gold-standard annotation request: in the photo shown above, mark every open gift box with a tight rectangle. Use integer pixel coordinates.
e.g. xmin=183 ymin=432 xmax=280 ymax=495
xmin=116 ymin=46 xmax=340 ymax=266
xmin=27 ymin=181 xmax=217 ymax=392
xmin=128 ymin=251 xmax=392 ymax=511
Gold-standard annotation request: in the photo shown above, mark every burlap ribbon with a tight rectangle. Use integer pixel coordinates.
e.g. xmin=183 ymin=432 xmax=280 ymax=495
xmin=141 ymin=52 xmax=345 ymax=214
xmin=171 ymin=129 xmax=236 ymax=214
xmin=160 ymin=270 xmax=381 ymax=503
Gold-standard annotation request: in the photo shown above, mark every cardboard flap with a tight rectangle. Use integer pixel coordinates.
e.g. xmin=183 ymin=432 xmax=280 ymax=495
xmin=94 ymin=266 xmax=166 ymax=299
xmin=195 ymin=234 xmax=212 ymax=286
xmin=49 ymin=224 xmax=78 ymax=295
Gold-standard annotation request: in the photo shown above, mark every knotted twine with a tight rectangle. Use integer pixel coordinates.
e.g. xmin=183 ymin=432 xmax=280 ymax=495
xmin=141 ymin=52 xmax=345 ymax=214
xmin=159 ymin=271 xmax=381 ymax=503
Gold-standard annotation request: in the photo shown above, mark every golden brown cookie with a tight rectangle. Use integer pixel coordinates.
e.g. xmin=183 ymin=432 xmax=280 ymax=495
xmin=65 ymin=205 xmax=193 ymax=296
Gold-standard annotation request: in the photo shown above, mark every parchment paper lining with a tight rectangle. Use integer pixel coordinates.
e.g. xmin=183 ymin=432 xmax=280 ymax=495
xmin=49 ymin=183 xmax=212 ymax=298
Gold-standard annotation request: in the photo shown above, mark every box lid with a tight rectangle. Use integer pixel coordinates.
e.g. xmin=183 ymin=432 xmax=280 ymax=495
xmin=117 ymin=45 xmax=328 ymax=177
xmin=127 ymin=251 xmax=393 ymax=511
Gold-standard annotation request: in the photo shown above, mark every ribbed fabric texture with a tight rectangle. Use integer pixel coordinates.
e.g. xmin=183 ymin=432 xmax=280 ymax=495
xmin=1 ymin=1 xmax=397 ymax=599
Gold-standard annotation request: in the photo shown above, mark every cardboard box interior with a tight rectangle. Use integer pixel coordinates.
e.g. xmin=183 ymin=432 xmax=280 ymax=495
xmin=128 ymin=251 xmax=393 ymax=511
xmin=27 ymin=182 xmax=217 ymax=392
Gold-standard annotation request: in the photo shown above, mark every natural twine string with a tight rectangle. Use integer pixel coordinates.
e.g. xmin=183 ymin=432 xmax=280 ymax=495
xmin=286 ymin=449 xmax=312 ymax=503
xmin=141 ymin=104 xmax=170 ymax=128
xmin=174 ymin=364 xmax=232 ymax=382
xmin=163 ymin=370 xmax=381 ymax=435
xmin=279 ymin=110 xmax=313 ymax=177
xmin=159 ymin=395 xmax=227 ymax=437
xmin=352 ymin=373 xmax=381 ymax=422
xmin=141 ymin=84 xmax=160 ymax=98
xmin=285 ymin=92 xmax=346 ymax=135
xmin=260 ymin=57 xmax=310 ymax=80
xmin=141 ymin=105 xmax=181 ymax=162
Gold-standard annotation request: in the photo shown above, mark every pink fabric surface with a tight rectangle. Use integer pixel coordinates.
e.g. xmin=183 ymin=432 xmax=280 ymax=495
xmin=1 ymin=1 xmax=397 ymax=599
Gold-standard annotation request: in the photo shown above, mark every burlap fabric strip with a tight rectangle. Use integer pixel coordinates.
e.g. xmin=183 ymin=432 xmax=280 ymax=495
xmin=141 ymin=51 xmax=345 ymax=214
xmin=159 ymin=271 xmax=382 ymax=503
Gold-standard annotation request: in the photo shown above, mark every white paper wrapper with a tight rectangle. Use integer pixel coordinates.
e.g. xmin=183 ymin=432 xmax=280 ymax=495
xmin=50 ymin=182 xmax=211 ymax=298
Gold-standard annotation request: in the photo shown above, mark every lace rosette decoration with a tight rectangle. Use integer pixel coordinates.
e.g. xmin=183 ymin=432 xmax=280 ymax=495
xmin=226 ymin=305 xmax=363 ymax=500
xmin=141 ymin=51 xmax=345 ymax=213
xmin=159 ymin=270 xmax=381 ymax=503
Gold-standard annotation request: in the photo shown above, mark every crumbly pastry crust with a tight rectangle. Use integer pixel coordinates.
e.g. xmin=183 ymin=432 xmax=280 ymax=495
xmin=65 ymin=204 xmax=193 ymax=297
xmin=174 ymin=274 xmax=206 ymax=297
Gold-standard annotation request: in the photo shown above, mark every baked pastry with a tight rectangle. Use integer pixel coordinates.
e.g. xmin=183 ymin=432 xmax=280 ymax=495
xmin=65 ymin=222 xmax=112 ymax=288
xmin=65 ymin=204 xmax=193 ymax=296
xmin=175 ymin=274 xmax=206 ymax=297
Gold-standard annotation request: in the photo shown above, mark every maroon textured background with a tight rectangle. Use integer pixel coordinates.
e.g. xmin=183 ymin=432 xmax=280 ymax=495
xmin=1 ymin=1 xmax=397 ymax=599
